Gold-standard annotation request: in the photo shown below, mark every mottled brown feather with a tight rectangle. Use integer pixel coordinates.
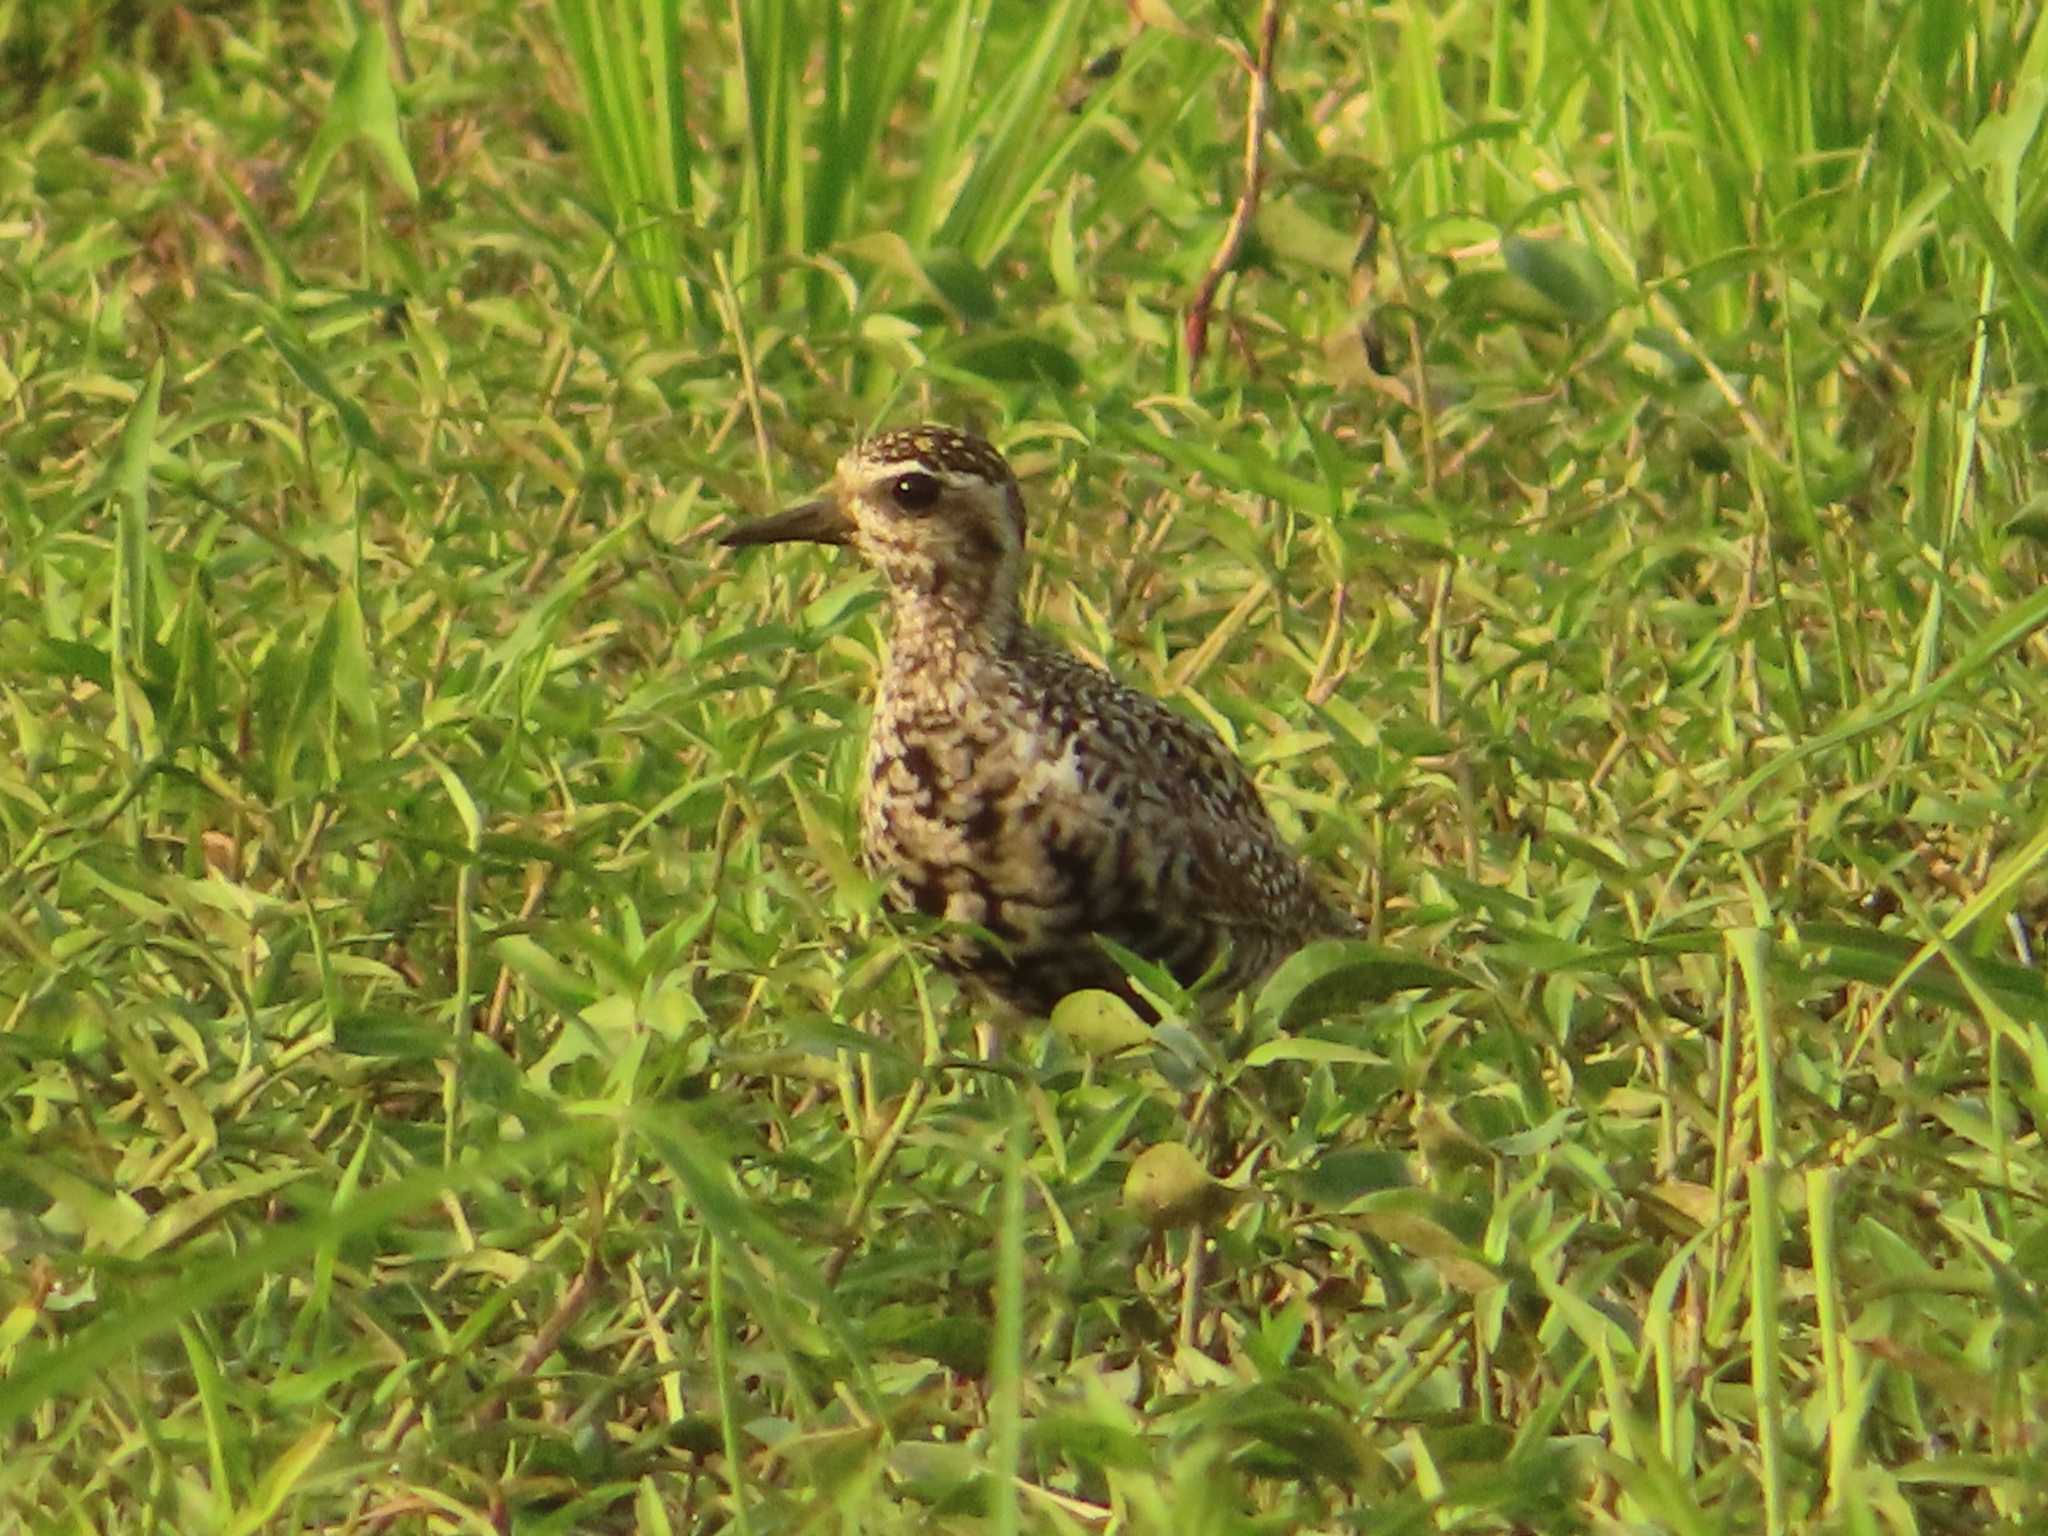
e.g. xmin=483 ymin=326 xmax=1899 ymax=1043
xmin=720 ymin=425 xmax=1360 ymax=1018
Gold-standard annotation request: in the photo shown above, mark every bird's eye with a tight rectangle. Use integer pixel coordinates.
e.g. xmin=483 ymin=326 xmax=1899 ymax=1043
xmin=889 ymin=472 xmax=943 ymax=513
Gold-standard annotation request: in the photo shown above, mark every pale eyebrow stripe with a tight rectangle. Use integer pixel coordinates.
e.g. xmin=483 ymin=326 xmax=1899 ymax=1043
xmin=865 ymin=461 xmax=990 ymax=487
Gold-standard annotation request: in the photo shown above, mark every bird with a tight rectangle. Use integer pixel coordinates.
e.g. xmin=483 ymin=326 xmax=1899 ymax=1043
xmin=716 ymin=424 xmax=1360 ymax=1020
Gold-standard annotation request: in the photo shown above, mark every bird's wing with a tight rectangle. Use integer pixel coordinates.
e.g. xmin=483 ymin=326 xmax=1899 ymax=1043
xmin=1019 ymin=638 xmax=1347 ymax=946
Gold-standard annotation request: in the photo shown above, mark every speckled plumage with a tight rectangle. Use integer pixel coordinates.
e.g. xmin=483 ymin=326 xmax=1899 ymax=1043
xmin=719 ymin=425 xmax=1359 ymax=1016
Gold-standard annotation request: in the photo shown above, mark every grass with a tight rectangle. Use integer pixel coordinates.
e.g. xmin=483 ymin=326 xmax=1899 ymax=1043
xmin=3 ymin=0 xmax=2048 ymax=1530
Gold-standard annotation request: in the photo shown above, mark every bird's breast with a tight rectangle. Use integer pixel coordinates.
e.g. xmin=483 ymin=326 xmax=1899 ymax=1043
xmin=858 ymin=691 xmax=1117 ymax=941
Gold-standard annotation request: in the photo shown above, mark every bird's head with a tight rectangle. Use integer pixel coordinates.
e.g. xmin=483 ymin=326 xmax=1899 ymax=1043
xmin=718 ymin=426 xmax=1028 ymax=629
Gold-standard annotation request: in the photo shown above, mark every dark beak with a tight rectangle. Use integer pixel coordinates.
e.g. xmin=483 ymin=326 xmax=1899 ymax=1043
xmin=715 ymin=497 xmax=853 ymax=548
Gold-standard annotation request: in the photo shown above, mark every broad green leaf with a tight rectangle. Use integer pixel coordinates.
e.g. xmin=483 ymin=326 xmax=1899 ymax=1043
xmin=1255 ymin=939 xmax=1467 ymax=1027
xmin=296 ymin=24 xmax=419 ymax=213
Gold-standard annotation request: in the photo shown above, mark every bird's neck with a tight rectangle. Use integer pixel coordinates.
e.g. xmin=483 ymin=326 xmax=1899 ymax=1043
xmin=883 ymin=564 xmax=1024 ymax=674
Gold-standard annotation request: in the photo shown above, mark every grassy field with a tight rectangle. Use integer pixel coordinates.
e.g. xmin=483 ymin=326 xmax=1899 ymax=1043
xmin=5 ymin=0 xmax=2048 ymax=1530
